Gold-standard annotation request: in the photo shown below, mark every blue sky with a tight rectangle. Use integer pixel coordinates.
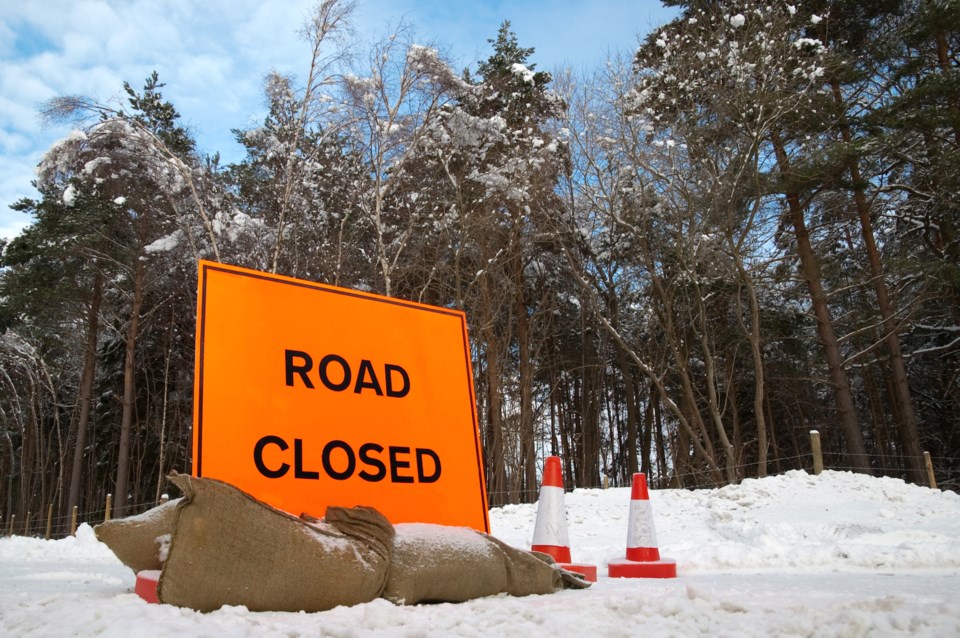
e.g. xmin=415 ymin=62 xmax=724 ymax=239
xmin=0 ymin=0 xmax=677 ymax=241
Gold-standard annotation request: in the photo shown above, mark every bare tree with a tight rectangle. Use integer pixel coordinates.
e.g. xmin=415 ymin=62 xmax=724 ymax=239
xmin=337 ymin=31 xmax=464 ymax=296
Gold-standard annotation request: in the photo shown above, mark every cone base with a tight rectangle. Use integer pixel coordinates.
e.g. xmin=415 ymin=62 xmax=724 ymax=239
xmin=135 ymin=570 xmax=161 ymax=604
xmin=531 ymin=544 xmax=572 ymax=564
xmin=607 ymin=557 xmax=677 ymax=579
xmin=559 ymin=562 xmax=597 ymax=582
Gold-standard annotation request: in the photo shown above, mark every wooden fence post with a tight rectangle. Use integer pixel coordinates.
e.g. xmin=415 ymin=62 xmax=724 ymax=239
xmin=24 ymin=511 xmax=31 ymax=536
xmin=45 ymin=504 xmax=53 ymax=540
xmin=160 ymin=493 xmax=169 ymax=505
xmin=810 ymin=430 xmax=824 ymax=475
xmin=7 ymin=514 xmax=15 ymax=536
xmin=924 ymin=452 xmax=938 ymax=489
xmin=71 ymin=506 xmax=78 ymax=536
xmin=104 ymin=494 xmax=112 ymax=522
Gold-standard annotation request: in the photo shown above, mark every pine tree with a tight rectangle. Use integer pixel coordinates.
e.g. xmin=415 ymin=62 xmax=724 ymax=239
xmin=24 ymin=73 xmax=202 ymax=517
xmin=626 ymin=1 xmax=877 ymax=476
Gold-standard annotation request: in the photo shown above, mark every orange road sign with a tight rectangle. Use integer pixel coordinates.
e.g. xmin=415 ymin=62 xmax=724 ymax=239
xmin=193 ymin=261 xmax=489 ymax=531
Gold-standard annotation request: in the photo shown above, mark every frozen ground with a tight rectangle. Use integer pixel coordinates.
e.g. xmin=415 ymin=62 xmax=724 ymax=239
xmin=2 ymin=470 xmax=959 ymax=637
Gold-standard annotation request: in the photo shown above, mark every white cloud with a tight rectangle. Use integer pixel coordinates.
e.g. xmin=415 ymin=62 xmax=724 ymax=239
xmin=0 ymin=217 xmax=29 ymax=242
xmin=0 ymin=154 xmax=37 ymax=241
xmin=0 ymin=128 xmax=32 ymax=156
xmin=0 ymin=21 xmax=15 ymax=57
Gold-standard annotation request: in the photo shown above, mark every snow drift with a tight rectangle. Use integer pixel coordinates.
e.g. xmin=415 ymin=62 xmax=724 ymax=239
xmin=2 ymin=470 xmax=959 ymax=636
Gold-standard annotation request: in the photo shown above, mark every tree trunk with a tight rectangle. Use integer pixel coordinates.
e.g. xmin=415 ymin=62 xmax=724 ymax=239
xmin=67 ymin=270 xmax=102 ymax=518
xmin=579 ymin=322 xmax=601 ymax=488
xmin=20 ymin=375 xmax=38 ymax=522
xmin=479 ymin=275 xmax=506 ymax=506
xmin=653 ymin=387 xmax=666 ymax=486
xmin=695 ymin=319 xmax=738 ymax=485
xmin=830 ymin=80 xmax=925 ymax=483
xmin=617 ymin=345 xmax=641 ymax=477
xmin=155 ymin=312 xmax=174 ymax=502
xmin=513 ymin=252 xmax=537 ymax=503
xmin=771 ymin=130 xmax=871 ymax=473
xmin=610 ymin=291 xmax=640 ymax=477
xmin=641 ymin=381 xmax=654 ymax=478
xmin=114 ymin=259 xmax=145 ymax=518
xmin=731 ymin=244 xmax=768 ymax=478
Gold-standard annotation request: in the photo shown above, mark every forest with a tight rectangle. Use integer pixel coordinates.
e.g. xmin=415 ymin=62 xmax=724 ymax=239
xmin=1 ymin=0 xmax=958 ymax=534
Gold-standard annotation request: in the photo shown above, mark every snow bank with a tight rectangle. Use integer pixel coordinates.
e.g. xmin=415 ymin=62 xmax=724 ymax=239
xmin=1 ymin=471 xmax=958 ymax=637
xmin=499 ymin=470 xmax=960 ymax=572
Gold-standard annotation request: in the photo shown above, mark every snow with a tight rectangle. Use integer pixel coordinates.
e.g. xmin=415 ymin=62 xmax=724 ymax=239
xmin=794 ymin=38 xmax=824 ymax=50
xmin=510 ymin=63 xmax=536 ymax=84
xmin=2 ymin=470 xmax=959 ymax=636
xmin=144 ymin=232 xmax=182 ymax=254
xmin=61 ymin=184 xmax=78 ymax=206
xmin=395 ymin=523 xmax=496 ymax=559
xmin=407 ymin=44 xmax=440 ymax=70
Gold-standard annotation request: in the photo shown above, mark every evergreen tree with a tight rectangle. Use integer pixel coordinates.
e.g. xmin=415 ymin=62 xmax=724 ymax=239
xmin=5 ymin=73 xmax=203 ymax=518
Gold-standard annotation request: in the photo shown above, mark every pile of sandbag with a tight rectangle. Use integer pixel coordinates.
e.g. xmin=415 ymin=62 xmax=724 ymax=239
xmin=95 ymin=474 xmax=588 ymax=612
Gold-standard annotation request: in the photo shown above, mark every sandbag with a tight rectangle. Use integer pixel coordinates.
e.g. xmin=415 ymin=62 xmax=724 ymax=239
xmin=383 ymin=523 xmax=590 ymax=605
xmin=94 ymin=497 xmax=181 ymax=573
xmin=157 ymin=473 xmax=394 ymax=613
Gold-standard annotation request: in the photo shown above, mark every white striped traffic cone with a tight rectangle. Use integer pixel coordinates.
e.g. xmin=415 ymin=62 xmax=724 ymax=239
xmin=607 ymin=472 xmax=677 ymax=578
xmin=531 ymin=456 xmax=597 ymax=582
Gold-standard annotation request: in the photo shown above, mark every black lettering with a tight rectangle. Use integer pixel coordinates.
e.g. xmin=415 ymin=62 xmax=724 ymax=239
xmin=385 ymin=364 xmax=410 ymax=398
xmin=389 ymin=446 xmax=415 ymax=483
xmin=354 ymin=359 xmax=384 ymax=395
xmin=358 ymin=443 xmax=387 ymax=482
xmin=294 ymin=438 xmax=319 ymax=479
xmin=254 ymin=435 xmax=290 ymax=478
xmin=416 ymin=448 xmax=441 ymax=483
xmin=285 ymin=350 xmax=314 ymax=388
xmin=318 ymin=354 xmax=351 ymax=391
xmin=322 ymin=440 xmax=356 ymax=480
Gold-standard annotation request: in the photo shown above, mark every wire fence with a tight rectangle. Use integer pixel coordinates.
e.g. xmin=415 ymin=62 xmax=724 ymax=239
xmin=1 ymin=495 xmax=172 ymax=541
xmin=2 ymin=442 xmax=954 ymax=539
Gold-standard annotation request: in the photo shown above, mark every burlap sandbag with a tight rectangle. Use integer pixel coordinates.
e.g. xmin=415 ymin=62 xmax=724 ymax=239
xmin=157 ymin=474 xmax=394 ymax=613
xmin=94 ymin=497 xmax=181 ymax=573
xmin=383 ymin=523 xmax=590 ymax=605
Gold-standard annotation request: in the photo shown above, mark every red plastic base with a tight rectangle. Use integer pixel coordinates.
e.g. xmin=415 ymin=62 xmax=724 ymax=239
xmin=560 ymin=562 xmax=598 ymax=582
xmin=135 ymin=570 xmax=161 ymax=604
xmin=532 ymin=544 xmax=572 ymax=564
xmin=607 ymin=557 xmax=677 ymax=579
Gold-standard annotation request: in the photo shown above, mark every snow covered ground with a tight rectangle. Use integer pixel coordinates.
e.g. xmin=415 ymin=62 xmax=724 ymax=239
xmin=2 ymin=470 xmax=959 ymax=637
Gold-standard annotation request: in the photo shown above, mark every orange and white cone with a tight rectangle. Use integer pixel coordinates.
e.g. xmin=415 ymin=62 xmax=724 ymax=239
xmin=607 ymin=472 xmax=677 ymax=578
xmin=531 ymin=456 xmax=597 ymax=582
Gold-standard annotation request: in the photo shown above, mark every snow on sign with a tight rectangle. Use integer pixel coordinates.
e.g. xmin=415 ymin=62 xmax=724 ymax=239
xmin=192 ymin=260 xmax=489 ymax=532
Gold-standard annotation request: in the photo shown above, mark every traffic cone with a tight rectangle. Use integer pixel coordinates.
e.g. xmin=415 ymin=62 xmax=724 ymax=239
xmin=607 ymin=472 xmax=677 ymax=578
xmin=531 ymin=456 xmax=597 ymax=582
